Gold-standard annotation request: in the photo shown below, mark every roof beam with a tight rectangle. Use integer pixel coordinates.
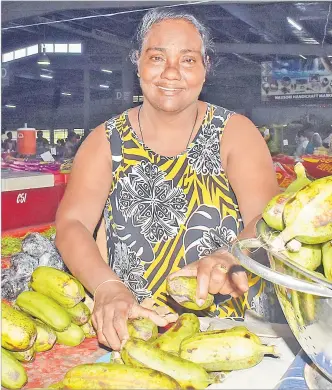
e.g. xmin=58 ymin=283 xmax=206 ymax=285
xmin=38 ymin=16 xmax=131 ymax=50
xmin=214 ymin=43 xmax=332 ymax=56
xmin=220 ymin=4 xmax=282 ymax=42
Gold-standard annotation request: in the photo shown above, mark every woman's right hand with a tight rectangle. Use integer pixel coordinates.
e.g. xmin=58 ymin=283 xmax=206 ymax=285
xmin=91 ymin=282 xmax=168 ymax=351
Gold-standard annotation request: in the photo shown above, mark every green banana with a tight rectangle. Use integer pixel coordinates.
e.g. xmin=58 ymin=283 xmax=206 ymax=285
xmin=285 ymin=162 xmax=311 ymax=193
xmin=55 ymin=323 xmax=85 ymax=347
xmin=2 ymin=302 xmax=37 ymax=351
xmin=65 ymin=302 xmax=91 ymax=326
xmin=16 ymin=291 xmax=71 ymax=331
xmin=34 ymin=319 xmax=57 ymax=352
xmin=63 ymin=363 xmax=181 ymax=389
xmin=30 ymin=266 xmax=85 ymax=308
xmin=122 ymin=338 xmax=210 ymax=389
xmin=322 ymin=241 xmax=332 ymax=280
xmin=1 ymin=348 xmax=28 ymax=389
xmin=152 ymin=313 xmax=200 ymax=355
xmin=283 ymin=243 xmax=322 ymax=271
xmin=127 ymin=317 xmax=158 ymax=342
xmin=11 ymin=344 xmax=36 ymax=363
xmin=262 ymin=192 xmax=294 ymax=231
xmin=271 ymin=176 xmax=332 ymax=249
xmin=166 ymin=276 xmax=214 ymax=310
xmin=180 ymin=327 xmax=276 ymax=371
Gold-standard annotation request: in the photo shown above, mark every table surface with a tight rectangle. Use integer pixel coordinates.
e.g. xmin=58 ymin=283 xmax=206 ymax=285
xmin=22 ymin=337 xmax=108 ymax=389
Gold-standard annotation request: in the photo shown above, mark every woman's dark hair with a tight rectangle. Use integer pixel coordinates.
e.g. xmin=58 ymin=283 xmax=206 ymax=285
xmin=130 ymin=7 xmax=214 ymax=71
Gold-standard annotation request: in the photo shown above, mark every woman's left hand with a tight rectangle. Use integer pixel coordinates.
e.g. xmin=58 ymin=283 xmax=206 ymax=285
xmin=168 ymin=248 xmax=249 ymax=307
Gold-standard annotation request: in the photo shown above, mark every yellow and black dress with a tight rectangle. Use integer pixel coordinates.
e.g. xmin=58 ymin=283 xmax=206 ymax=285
xmin=104 ymin=103 xmax=275 ymax=319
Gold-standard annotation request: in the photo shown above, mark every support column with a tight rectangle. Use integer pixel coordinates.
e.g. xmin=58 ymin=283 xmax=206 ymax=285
xmin=83 ymin=66 xmax=90 ymax=136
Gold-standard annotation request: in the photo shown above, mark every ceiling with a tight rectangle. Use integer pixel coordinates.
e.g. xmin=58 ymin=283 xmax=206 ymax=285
xmin=2 ymin=1 xmax=332 ymax=111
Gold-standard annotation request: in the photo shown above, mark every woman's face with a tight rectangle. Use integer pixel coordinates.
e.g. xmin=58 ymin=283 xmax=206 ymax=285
xmin=137 ymin=19 xmax=206 ymax=113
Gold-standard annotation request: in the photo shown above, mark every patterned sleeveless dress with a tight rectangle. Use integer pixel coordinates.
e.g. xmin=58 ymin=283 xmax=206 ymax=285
xmin=103 ymin=103 xmax=277 ymax=320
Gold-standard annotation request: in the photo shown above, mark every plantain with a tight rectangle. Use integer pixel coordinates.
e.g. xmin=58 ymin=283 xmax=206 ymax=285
xmin=127 ymin=317 xmax=158 ymax=342
xmin=300 ymin=293 xmax=316 ymax=324
xmin=322 ymin=241 xmax=332 ymax=281
xmin=80 ymin=319 xmax=96 ymax=338
xmin=55 ymin=323 xmax=85 ymax=347
xmin=34 ymin=319 xmax=57 ymax=352
xmin=271 ymin=176 xmax=332 ymax=249
xmin=2 ymin=301 xmax=37 ymax=351
xmin=166 ymin=276 xmax=214 ymax=310
xmin=122 ymin=338 xmax=210 ymax=389
xmin=63 ymin=363 xmax=181 ymax=389
xmin=152 ymin=313 xmax=200 ymax=355
xmin=47 ymin=381 xmax=64 ymax=389
xmin=262 ymin=192 xmax=294 ymax=231
xmin=11 ymin=344 xmax=36 ymax=363
xmin=291 ymin=291 xmax=305 ymax=328
xmin=284 ymin=162 xmax=311 ymax=193
xmin=180 ymin=327 xmax=276 ymax=371
xmin=283 ymin=243 xmax=322 ymax=271
xmin=65 ymin=301 xmax=91 ymax=326
xmin=16 ymin=291 xmax=71 ymax=331
xmin=1 ymin=348 xmax=28 ymax=389
xmin=30 ymin=266 xmax=85 ymax=308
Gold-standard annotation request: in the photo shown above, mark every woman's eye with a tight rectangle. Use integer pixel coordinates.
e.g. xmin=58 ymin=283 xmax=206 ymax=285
xmin=183 ymin=57 xmax=196 ymax=64
xmin=151 ymin=56 xmax=164 ymax=62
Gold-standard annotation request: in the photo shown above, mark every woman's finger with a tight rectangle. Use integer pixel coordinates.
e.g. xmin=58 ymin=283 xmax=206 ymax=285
xmin=208 ymin=266 xmax=228 ymax=294
xmin=112 ymin=309 xmax=130 ymax=347
xmin=131 ymin=304 xmax=168 ymax=327
xmin=92 ymin=311 xmax=110 ymax=347
xmin=102 ymin=309 xmax=122 ymax=351
xmin=196 ymin=261 xmax=213 ymax=307
xmin=230 ymin=268 xmax=249 ymax=294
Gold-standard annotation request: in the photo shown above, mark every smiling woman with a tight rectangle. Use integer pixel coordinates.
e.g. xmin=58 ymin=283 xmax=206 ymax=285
xmin=55 ymin=7 xmax=280 ymax=351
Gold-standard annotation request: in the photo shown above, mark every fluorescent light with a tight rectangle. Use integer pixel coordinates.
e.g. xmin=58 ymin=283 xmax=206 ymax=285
xmin=287 ymin=17 xmax=302 ymax=31
xmin=54 ymin=43 xmax=68 ymax=53
xmin=101 ymin=69 xmax=113 ymax=74
xmin=5 ymin=104 xmax=16 ymax=108
xmin=61 ymin=92 xmax=71 ymax=96
xmin=99 ymin=84 xmax=109 ymax=89
xmin=40 ymin=74 xmax=53 ymax=79
xmin=299 ymin=55 xmax=307 ymax=59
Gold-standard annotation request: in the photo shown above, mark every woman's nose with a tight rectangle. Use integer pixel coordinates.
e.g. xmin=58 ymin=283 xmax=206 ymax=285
xmin=161 ymin=61 xmax=181 ymax=81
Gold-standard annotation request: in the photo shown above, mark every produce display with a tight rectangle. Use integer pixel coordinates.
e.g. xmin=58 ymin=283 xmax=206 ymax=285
xmin=1 ymin=266 xmax=92 ymax=389
xmin=262 ymin=165 xmax=332 ymax=277
xmin=1 ymin=156 xmax=61 ymax=173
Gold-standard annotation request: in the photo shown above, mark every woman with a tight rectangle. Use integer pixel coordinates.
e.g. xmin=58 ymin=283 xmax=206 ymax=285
xmin=55 ymin=8 xmax=279 ymax=351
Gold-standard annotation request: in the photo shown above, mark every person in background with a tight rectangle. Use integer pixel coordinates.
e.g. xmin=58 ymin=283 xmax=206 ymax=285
xmin=323 ymin=130 xmax=332 ymax=149
xmin=36 ymin=130 xmax=50 ymax=155
xmin=304 ymin=126 xmax=323 ymax=155
xmin=56 ymin=139 xmax=65 ymax=159
xmin=55 ymin=8 xmax=280 ymax=351
xmin=294 ymin=130 xmax=309 ymax=157
xmin=2 ymin=132 xmax=17 ymax=152
xmin=64 ymin=132 xmax=79 ymax=159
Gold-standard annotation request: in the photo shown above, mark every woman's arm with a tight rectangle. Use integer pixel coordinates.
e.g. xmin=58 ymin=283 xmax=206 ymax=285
xmin=221 ymin=114 xmax=280 ymax=227
xmin=55 ymin=123 xmax=118 ymax=293
xmin=55 ymin=123 xmax=167 ymax=350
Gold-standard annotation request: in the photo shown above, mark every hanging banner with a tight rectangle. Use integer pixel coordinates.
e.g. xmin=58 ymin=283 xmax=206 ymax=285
xmin=261 ymin=58 xmax=332 ymax=102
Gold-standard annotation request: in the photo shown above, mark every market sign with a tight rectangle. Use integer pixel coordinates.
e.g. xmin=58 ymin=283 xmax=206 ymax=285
xmin=261 ymin=58 xmax=332 ymax=102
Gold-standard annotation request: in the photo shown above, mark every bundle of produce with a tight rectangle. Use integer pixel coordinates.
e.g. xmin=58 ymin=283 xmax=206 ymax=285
xmin=261 ymin=163 xmax=332 ymax=281
xmin=1 ymin=267 xmax=94 ymax=389
xmin=3 ymin=157 xmax=60 ymax=173
xmin=2 ymin=233 xmax=67 ymax=302
xmin=47 ymin=311 xmax=276 ymax=390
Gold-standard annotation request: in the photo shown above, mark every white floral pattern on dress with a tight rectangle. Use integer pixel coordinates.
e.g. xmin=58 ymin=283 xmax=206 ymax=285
xmin=188 ymin=123 xmax=221 ymax=175
xmin=117 ymin=161 xmax=188 ymax=243
xmin=198 ymin=224 xmax=237 ymax=257
xmin=112 ymin=241 xmax=151 ymax=302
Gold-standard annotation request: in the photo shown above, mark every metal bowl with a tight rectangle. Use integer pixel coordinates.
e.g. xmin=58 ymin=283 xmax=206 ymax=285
xmin=232 ymin=219 xmax=332 ymax=381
